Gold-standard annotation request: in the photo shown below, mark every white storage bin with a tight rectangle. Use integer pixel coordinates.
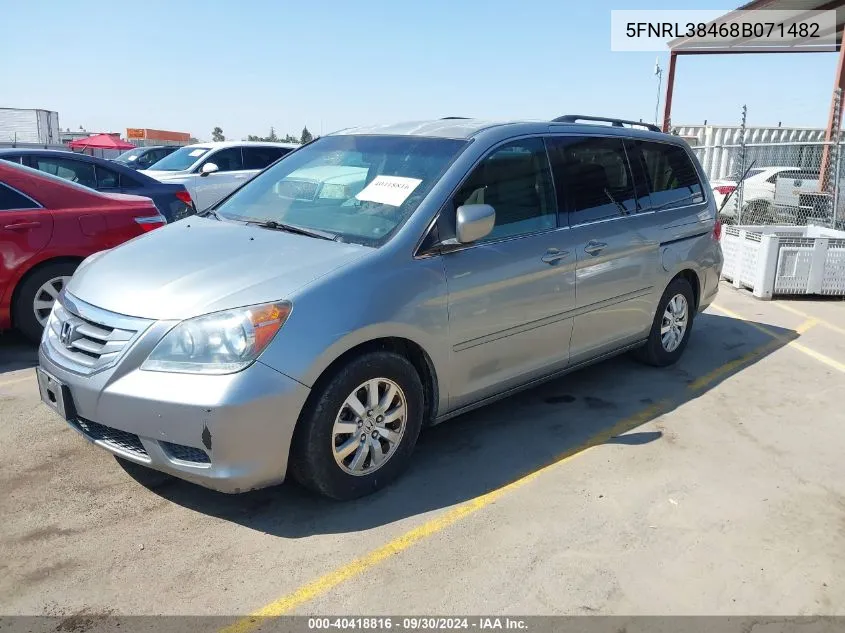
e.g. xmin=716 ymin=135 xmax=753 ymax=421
xmin=720 ymin=224 xmax=845 ymax=298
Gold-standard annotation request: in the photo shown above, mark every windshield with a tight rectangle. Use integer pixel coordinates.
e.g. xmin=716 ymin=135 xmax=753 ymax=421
xmin=113 ymin=149 xmax=145 ymax=164
xmin=147 ymin=146 xmax=210 ymax=171
xmin=215 ymin=135 xmax=468 ymax=246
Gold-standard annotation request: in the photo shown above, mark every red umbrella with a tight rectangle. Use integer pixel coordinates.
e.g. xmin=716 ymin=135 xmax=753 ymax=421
xmin=68 ymin=134 xmax=135 ymax=150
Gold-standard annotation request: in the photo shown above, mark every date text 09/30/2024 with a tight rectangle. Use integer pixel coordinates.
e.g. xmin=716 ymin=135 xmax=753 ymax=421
xmin=625 ymin=21 xmax=821 ymax=39
xmin=308 ymin=617 xmax=528 ymax=630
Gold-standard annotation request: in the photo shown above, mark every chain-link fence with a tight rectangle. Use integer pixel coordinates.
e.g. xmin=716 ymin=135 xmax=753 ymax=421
xmin=685 ymin=91 xmax=845 ymax=230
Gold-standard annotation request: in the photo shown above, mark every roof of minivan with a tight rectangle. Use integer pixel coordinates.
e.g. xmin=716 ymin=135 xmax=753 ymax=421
xmin=333 ymin=118 xmax=677 ymax=142
xmin=184 ymin=141 xmax=299 ymax=149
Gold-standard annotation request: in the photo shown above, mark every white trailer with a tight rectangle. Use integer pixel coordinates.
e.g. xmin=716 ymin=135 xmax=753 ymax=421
xmin=0 ymin=108 xmax=61 ymax=144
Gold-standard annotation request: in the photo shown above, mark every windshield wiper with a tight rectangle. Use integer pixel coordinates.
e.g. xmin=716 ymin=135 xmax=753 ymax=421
xmin=197 ymin=208 xmax=223 ymax=220
xmin=244 ymin=219 xmax=338 ymax=241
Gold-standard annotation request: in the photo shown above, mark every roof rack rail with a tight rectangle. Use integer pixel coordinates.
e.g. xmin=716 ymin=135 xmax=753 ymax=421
xmin=552 ymin=115 xmax=661 ymax=133
xmin=441 ymin=116 xmax=469 ymax=120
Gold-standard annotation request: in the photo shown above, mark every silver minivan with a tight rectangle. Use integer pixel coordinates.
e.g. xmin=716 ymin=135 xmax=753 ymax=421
xmin=37 ymin=116 xmax=723 ymax=499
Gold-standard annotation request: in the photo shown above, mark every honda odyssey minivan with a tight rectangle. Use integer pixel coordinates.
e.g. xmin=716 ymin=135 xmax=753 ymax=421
xmin=37 ymin=116 xmax=723 ymax=499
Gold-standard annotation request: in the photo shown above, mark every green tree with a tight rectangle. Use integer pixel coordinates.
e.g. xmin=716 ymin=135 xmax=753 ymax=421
xmin=212 ymin=127 xmax=225 ymax=142
xmin=300 ymin=126 xmax=313 ymax=144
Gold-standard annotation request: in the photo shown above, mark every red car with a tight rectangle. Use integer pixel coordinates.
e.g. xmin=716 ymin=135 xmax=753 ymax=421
xmin=0 ymin=161 xmax=165 ymax=342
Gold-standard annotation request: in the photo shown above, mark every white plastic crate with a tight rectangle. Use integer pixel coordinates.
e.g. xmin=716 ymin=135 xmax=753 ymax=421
xmin=720 ymin=224 xmax=845 ymax=298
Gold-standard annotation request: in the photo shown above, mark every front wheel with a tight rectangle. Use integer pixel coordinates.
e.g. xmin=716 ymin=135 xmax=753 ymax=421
xmin=290 ymin=351 xmax=424 ymax=500
xmin=634 ymin=277 xmax=695 ymax=367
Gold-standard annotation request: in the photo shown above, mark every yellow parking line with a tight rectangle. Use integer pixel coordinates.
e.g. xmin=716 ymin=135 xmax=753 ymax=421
xmin=220 ymin=329 xmax=787 ymax=632
xmin=772 ymin=302 xmax=845 ymax=338
xmin=711 ymin=304 xmax=845 ymax=374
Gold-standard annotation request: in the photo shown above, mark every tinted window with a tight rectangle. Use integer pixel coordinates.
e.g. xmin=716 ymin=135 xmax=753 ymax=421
xmin=0 ymin=183 xmax=39 ymax=210
xmin=0 ymin=155 xmax=24 ymax=165
xmin=32 ymin=157 xmax=97 ymax=189
xmin=243 ymin=147 xmax=289 ymax=170
xmin=119 ymin=171 xmax=143 ymax=188
xmin=634 ymin=141 xmax=704 ymax=210
xmin=547 ymin=136 xmax=638 ymax=223
xmin=95 ymin=165 xmax=120 ymax=189
xmin=203 ymin=147 xmax=243 ymax=172
xmin=453 ymin=138 xmax=556 ymax=241
xmin=767 ymin=170 xmax=818 ymax=184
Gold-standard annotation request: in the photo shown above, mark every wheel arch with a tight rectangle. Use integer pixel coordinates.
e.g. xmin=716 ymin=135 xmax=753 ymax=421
xmin=671 ymin=268 xmax=701 ymax=312
xmin=300 ymin=336 xmax=440 ymax=428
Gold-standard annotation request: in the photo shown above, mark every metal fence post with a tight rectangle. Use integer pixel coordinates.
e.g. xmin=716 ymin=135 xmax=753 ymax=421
xmin=736 ymin=105 xmax=747 ymax=225
xmin=826 ymin=88 xmax=842 ymax=228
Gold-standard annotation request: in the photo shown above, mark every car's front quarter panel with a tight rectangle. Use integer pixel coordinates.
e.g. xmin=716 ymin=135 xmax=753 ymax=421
xmin=259 ymin=249 xmax=451 ymax=417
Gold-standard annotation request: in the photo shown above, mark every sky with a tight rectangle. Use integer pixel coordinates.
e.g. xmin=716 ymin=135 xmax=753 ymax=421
xmin=1 ymin=0 xmax=838 ymax=141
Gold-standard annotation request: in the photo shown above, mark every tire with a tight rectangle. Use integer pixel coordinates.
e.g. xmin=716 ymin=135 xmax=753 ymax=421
xmin=290 ymin=351 xmax=424 ymax=500
xmin=13 ymin=261 xmax=78 ymax=344
xmin=634 ymin=277 xmax=695 ymax=367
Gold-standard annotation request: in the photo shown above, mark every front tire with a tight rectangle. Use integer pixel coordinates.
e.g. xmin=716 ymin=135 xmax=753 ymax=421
xmin=13 ymin=262 xmax=78 ymax=344
xmin=290 ymin=351 xmax=424 ymax=500
xmin=635 ymin=277 xmax=695 ymax=367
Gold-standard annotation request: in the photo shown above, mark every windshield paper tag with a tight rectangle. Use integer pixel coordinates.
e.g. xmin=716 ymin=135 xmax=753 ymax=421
xmin=355 ymin=176 xmax=422 ymax=207
xmin=189 ymin=149 xmax=206 ymax=157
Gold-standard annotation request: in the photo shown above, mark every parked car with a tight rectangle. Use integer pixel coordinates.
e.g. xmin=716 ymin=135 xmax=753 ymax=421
xmin=0 ymin=149 xmax=195 ymax=223
xmin=711 ymin=166 xmax=818 ymax=223
xmin=0 ymin=161 xmax=164 ymax=342
xmin=37 ymin=116 xmax=722 ymax=499
xmin=112 ymin=146 xmax=179 ymax=170
xmin=141 ymin=141 xmax=297 ymax=210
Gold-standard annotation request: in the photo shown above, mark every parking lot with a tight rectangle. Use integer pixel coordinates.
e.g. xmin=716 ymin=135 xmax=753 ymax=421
xmin=2 ymin=283 xmax=845 ymax=625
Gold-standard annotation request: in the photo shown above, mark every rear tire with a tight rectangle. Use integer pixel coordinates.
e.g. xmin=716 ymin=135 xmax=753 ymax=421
xmin=290 ymin=351 xmax=424 ymax=500
xmin=634 ymin=277 xmax=695 ymax=367
xmin=13 ymin=262 xmax=78 ymax=344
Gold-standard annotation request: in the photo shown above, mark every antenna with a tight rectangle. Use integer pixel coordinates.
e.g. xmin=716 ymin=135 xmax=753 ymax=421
xmin=654 ymin=57 xmax=663 ymax=127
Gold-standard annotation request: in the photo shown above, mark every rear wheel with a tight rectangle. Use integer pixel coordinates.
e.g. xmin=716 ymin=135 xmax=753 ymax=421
xmin=634 ymin=277 xmax=695 ymax=367
xmin=290 ymin=351 xmax=424 ymax=500
xmin=13 ymin=262 xmax=78 ymax=343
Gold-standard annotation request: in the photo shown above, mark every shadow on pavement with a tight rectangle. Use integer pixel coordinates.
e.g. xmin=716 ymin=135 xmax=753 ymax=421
xmin=0 ymin=332 xmax=38 ymax=374
xmin=121 ymin=311 xmax=796 ymax=537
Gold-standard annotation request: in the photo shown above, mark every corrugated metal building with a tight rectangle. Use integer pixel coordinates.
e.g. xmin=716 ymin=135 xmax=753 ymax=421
xmin=677 ymin=124 xmax=829 ymax=181
xmin=0 ymin=108 xmax=61 ymax=144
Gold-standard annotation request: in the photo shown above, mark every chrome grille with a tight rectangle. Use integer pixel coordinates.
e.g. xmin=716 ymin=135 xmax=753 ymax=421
xmin=44 ymin=295 xmax=151 ymax=375
xmin=73 ymin=417 xmax=148 ymax=459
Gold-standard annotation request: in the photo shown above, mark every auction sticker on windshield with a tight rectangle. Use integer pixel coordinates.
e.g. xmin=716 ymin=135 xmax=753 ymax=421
xmin=356 ymin=175 xmax=422 ymax=207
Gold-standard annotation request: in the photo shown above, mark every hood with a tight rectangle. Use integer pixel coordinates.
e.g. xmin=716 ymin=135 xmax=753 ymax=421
xmin=66 ymin=217 xmax=370 ymax=320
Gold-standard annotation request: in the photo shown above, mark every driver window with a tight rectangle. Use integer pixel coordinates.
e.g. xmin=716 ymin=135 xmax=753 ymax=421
xmin=201 ymin=147 xmax=243 ymax=172
xmin=453 ymin=138 xmax=556 ymax=241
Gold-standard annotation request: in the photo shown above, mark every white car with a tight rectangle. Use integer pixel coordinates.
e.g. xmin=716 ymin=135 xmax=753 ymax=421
xmin=141 ymin=141 xmax=297 ymax=211
xmin=711 ymin=166 xmax=817 ymax=223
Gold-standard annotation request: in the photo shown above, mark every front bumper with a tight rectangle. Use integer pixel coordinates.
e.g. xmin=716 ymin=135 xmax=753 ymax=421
xmin=39 ymin=324 xmax=310 ymax=494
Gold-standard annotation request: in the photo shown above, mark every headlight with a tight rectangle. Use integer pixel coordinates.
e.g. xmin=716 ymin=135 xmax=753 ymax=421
xmin=141 ymin=302 xmax=291 ymax=375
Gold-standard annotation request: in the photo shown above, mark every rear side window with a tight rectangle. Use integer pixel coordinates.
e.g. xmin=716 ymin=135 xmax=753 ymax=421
xmin=31 ymin=157 xmax=97 ymax=189
xmin=0 ymin=183 xmax=39 ymax=210
xmin=0 ymin=155 xmax=24 ymax=165
xmin=633 ymin=141 xmax=704 ymax=210
xmin=546 ymin=136 xmax=639 ymax=224
xmin=243 ymin=147 xmax=290 ymax=170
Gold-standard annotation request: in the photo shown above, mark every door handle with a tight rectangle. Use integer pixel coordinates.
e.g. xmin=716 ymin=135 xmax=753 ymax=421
xmin=584 ymin=240 xmax=607 ymax=256
xmin=3 ymin=221 xmax=41 ymax=230
xmin=541 ymin=248 xmax=569 ymax=264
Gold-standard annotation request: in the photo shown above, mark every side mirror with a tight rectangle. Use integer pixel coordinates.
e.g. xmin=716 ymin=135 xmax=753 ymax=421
xmin=200 ymin=162 xmax=219 ymax=177
xmin=456 ymin=204 xmax=495 ymax=244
